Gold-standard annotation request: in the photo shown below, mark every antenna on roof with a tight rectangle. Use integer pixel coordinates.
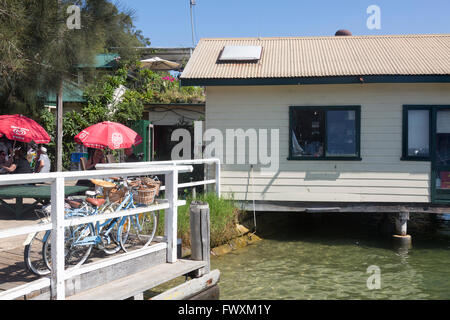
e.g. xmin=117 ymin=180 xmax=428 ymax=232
xmin=190 ymin=0 xmax=196 ymax=49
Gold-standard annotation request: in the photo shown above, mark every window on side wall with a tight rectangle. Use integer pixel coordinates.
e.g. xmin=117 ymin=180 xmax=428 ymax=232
xmin=402 ymin=106 xmax=431 ymax=160
xmin=289 ymin=106 xmax=361 ymax=160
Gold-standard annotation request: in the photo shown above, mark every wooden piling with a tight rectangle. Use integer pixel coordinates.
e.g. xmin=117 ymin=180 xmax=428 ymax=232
xmin=189 ymin=201 xmax=210 ymax=278
xmin=393 ymin=211 xmax=412 ymax=249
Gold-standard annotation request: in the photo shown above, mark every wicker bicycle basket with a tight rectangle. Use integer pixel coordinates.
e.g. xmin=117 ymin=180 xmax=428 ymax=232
xmin=128 ymin=180 xmax=141 ymax=189
xmin=108 ymin=188 xmax=126 ymax=203
xmin=141 ymin=177 xmax=161 ymax=196
xmin=136 ymin=185 xmax=156 ymax=205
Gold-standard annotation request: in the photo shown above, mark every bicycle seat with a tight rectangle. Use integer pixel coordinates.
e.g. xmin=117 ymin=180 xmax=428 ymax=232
xmin=86 ymin=198 xmax=106 ymax=207
xmin=67 ymin=200 xmax=82 ymax=209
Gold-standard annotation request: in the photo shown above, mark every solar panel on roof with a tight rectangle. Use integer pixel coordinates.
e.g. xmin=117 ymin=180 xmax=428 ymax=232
xmin=219 ymin=45 xmax=262 ymax=61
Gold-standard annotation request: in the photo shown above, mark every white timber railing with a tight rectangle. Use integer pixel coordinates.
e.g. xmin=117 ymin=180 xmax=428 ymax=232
xmin=96 ymin=158 xmax=221 ymax=197
xmin=0 ymin=159 xmax=220 ymax=300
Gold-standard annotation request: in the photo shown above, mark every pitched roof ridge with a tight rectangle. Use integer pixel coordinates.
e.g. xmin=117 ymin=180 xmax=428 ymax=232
xmin=199 ymin=34 xmax=450 ymax=42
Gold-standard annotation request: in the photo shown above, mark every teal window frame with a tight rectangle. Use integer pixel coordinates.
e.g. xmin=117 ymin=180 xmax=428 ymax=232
xmin=402 ymin=105 xmax=432 ymax=161
xmin=288 ymin=105 xmax=361 ymax=161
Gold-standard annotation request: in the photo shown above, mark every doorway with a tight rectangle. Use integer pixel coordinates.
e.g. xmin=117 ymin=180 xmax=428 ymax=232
xmin=432 ymin=108 xmax=450 ymax=203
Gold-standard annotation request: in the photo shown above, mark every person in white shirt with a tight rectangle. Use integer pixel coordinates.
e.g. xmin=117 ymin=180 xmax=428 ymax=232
xmin=34 ymin=146 xmax=51 ymax=173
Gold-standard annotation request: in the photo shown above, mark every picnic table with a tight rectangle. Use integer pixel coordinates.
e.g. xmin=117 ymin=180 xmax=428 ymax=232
xmin=0 ymin=185 xmax=90 ymax=219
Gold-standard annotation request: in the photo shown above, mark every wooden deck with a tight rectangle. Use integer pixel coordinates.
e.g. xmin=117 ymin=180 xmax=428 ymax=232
xmin=67 ymin=260 xmax=206 ymax=300
xmin=0 ymin=245 xmax=118 ymax=299
xmin=0 ymin=246 xmax=40 ymax=293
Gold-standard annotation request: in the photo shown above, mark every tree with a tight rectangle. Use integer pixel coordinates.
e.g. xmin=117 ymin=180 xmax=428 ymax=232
xmin=0 ymin=0 xmax=150 ymax=116
xmin=39 ymin=62 xmax=205 ymax=170
xmin=0 ymin=0 xmax=150 ymax=170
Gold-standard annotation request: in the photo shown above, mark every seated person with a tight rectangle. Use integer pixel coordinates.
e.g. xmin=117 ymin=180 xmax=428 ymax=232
xmin=76 ymin=149 xmax=105 ymax=187
xmin=124 ymin=147 xmax=140 ymax=162
xmin=34 ymin=146 xmax=51 ymax=173
xmin=304 ymin=141 xmax=324 ymax=157
xmin=86 ymin=149 xmax=106 ymax=170
xmin=2 ymin=149 xmax=33 ymax=174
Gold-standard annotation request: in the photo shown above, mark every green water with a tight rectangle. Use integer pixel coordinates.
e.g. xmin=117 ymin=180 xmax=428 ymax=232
xmin=211 ymin=214 xmax=450 ymax=300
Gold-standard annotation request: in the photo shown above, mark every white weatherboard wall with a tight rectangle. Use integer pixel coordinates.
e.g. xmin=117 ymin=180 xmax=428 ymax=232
xmin=205 ymin=83 xmax=450 ymax=203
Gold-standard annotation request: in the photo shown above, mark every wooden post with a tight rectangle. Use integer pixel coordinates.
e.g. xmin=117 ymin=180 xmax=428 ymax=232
xmin=56 ymin=82 xmax=63 ymax=172
xmin=395 ymin=211 xmax=409 ymax=236
xmin=50 ymin=176 xmax=65 ymax=300
xmin=189 ymin=201 xmax=210 ymax=278
xmin=392 ymin=211 xmax=412 ymax=249
xmin=165 ymin=170 xmax=178 ymax=263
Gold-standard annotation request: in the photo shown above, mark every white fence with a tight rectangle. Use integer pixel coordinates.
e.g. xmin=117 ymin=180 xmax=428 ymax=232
xmin=0 ymin=158 xmax=220 ymax=300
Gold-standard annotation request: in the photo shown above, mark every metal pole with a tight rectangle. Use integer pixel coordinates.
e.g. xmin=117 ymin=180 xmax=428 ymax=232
xmin=190 ymin=0 xmax=196 ymax=47
xmin=215 ymin=159 xmax=221 ymax=197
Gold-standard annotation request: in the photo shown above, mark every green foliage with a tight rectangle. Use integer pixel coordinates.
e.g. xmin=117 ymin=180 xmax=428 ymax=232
xmin=0 ymin=0 xmax=149 ymax=116
xmin=37 ymin=59 xmax=205 ymax=170
xmin=156 ymin=193 xmax=239 ymax=248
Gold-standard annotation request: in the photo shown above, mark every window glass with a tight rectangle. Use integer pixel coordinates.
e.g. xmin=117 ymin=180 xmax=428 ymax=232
xmin=291 ymin=109 xmax=325 ymax=157
xmin=326 ymin=110 xmax=357 ymax=156
xmin=407 ymin=110 xmax=429 ymax=157
xmin=436 ymin=110 xmax=450 ymax=166
xmin=291 ymin=107 xmax=358 ymax=159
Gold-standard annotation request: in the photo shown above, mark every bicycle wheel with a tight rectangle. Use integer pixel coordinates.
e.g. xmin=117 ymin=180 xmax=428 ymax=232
xmin=120 ymin=210 xmax=157 ymax=252
xmin=24 ymin=231 xmax=51 ymax=276
xmin=99 ymin=202 xmax=129 ymax=255
xmin=43 ymin=221 xmax=94 ymax=271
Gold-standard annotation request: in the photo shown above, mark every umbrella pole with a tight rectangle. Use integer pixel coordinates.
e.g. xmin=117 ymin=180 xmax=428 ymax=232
xmin=11 ymin=140 xmax=16 ymax=158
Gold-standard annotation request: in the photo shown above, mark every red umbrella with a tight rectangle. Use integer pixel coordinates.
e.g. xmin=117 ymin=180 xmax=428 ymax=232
xmin=74 ymin=121 xmax=142 ymax=150
xmin=0 ymin=114 xmax=51 ymax=144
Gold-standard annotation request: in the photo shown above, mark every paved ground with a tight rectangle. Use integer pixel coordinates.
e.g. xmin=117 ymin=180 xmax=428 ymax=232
xmin=0 ymin=180 xmax=87 ymax=294
xmin=0 ymin=200 xmax=44 ymax=293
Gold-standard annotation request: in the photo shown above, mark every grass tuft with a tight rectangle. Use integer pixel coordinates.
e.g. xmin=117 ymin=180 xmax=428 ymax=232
xmin=155 ymin=192 xmax=240 ymax=248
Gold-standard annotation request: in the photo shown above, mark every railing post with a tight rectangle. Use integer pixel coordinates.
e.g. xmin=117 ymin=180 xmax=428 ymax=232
xmin=165 ymin=169 xmax=179 ymax=263
xmin=50 ymin=176 xmax=66 ymax=300
xmin=189 ymin=201 xmax=210 ymax=277
xmin=215 ymin=159 xmax=221 ymax=197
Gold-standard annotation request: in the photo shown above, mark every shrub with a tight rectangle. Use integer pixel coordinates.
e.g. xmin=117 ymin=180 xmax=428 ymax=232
xmin=156 ymin=192 xmax=240 ymax=248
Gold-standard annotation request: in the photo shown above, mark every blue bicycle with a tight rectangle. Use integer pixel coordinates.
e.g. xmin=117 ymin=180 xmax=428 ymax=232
xmin=24 ymin=177 xmax=158 ymax=276
xmin=24 ymin=201 xmax=95 ymax=276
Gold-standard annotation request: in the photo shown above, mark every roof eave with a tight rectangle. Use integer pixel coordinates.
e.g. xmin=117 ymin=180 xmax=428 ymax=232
xmin=180 ymin=75 xmax=450 ymax=87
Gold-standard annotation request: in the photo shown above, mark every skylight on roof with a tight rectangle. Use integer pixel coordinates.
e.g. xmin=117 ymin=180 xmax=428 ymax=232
xmin=219 ymin=45 xmax=262 ymax=61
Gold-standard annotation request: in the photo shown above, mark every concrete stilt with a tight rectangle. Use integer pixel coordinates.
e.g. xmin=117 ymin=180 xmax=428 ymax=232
xmin=392 ymin=211 xmax=412 ymax=250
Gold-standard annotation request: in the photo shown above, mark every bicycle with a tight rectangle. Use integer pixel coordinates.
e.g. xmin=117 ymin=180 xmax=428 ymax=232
xmin=24 ymin=200 xmax=94 ymax=276
xmin=58 ymin=177 xmax=158 ymax=254
xmin=24 ymin=176 xmax=158 ymax=276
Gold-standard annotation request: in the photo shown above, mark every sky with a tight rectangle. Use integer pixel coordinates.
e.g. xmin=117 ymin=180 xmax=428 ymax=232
xmin=117 ymin=0 xmax=450 ymax=48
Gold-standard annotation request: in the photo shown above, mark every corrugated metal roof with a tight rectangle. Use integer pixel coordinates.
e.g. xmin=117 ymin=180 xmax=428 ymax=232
xmin=181 ymin=34 xmax=450 ymax=80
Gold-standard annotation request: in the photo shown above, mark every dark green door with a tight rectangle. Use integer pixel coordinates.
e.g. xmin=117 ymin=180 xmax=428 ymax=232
xmin=431 ymin=108 xmax=450 ymax=203
xmin=130 ymin=120 xmax=153 ymax=161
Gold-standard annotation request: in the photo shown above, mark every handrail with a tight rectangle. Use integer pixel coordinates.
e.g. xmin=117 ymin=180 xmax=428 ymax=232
xmin=97 ymin=158 xmax=221 ymax=197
